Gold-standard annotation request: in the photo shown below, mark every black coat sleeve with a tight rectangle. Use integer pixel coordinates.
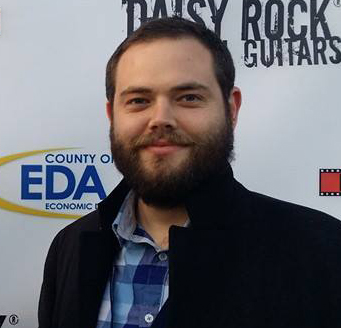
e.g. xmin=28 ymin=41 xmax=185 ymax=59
xmin=38 ymin=232 xmax=61 ymax=328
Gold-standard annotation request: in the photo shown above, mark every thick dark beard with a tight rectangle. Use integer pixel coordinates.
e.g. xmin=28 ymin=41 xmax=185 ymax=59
xmin=110 ymin=121 xmax=234 ymax=208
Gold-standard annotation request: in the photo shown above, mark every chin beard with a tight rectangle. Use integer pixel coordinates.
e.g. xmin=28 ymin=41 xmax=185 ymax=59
xmin=110 ymin=123 xmax=234 ymax=208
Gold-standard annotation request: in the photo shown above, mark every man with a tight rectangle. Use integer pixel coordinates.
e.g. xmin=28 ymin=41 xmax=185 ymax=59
xmin=38 ymin=17 xmax=341 ymax=328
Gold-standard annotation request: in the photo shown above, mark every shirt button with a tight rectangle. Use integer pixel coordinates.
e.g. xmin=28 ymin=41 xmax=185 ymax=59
xmin=158 ymin=252 xmax=168 ymax=261
xmin=145 ymin=313 xmax=154 ymax=324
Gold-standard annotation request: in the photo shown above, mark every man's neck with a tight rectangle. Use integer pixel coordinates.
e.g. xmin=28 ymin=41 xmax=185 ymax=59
xmin=136 ymin=199 xmax=188 ymax=250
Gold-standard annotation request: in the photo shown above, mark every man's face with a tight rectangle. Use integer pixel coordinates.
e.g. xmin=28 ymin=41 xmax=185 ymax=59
xmin=108 ymin=37 xmax=240 ymax=207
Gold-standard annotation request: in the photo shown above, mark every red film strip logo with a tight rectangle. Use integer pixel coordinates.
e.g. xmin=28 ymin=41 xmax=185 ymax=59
xmin=320 ymin=169 xmax=341 ymax=196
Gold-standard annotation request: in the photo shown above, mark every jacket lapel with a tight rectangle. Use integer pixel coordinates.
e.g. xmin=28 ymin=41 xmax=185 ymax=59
xmin=185 ymin=165 xmax=244 ymax=230
xmin=166 ymin=165 xmax=254 ymax=328
xmin=78 ymin=179 xmax=130 ymax=328
xmin=79 ymin=230 xmax=120 ymax=328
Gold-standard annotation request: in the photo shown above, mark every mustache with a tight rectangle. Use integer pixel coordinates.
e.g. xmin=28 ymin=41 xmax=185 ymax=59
xmin=131 ymin=130 xmax=196 ymax=149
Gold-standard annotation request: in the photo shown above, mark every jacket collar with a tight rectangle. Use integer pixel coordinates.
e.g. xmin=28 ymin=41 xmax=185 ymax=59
xmin=185 ymin=164 xmax=242 ymax=230
xmin=97 ymin=164 xmax=241 ymax=231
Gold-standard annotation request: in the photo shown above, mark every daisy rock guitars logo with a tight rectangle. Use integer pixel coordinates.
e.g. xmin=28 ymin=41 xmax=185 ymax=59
xmin=122 ymin=0 xmax=230 ymax=44
xmin=242 ymin=0 xmax=341 ymax=67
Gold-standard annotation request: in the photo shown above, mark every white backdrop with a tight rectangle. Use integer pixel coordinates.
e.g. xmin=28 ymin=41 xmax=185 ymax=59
xmin=0 ymin=0 xmax=340 ymax=327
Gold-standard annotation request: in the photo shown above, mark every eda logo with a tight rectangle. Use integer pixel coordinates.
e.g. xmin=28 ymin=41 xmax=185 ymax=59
xmin=0 ymin=148 xmax=115 ymax=219
xmin=320 ymin=169 xmax=341 ymax=196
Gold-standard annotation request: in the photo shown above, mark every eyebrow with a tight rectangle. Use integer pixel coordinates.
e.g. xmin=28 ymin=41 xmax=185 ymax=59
xmin=170 ymin=82 xmax=210 ymax=93
xmin=120 ymin=87 xmax=153 ymax=97
xmin=119 ymin=82 xmax=210 ymax=98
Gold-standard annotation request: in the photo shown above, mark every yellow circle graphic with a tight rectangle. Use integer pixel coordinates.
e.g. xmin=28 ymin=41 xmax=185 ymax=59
xmin=0 ymin=148 xmax=82 ymax=219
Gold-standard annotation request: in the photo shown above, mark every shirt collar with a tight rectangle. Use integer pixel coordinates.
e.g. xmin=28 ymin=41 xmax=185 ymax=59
xmin=112 ymin=190 xmax=190 ymax=250
xmin=112 ymin=190 xmax=137 ymax=245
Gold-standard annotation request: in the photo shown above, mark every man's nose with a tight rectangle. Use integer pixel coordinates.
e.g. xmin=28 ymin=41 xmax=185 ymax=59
xmin=147 ymin=98 xmax=177 ymax=131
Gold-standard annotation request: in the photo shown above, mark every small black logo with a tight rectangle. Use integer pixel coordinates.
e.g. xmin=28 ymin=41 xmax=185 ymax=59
xmin=0 ymin=316 xmax=6 ymax=328
xmin=8 ymin=315 xmax=19 ymax=325
xmin=334 ymin=0 xmax=341 ymax=7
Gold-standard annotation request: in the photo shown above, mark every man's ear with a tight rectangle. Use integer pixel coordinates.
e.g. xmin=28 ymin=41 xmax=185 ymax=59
xmin=228 ymin=87 xmax=242 ymax=130
xmin=106 ymin=101 xmax=113 ymax=123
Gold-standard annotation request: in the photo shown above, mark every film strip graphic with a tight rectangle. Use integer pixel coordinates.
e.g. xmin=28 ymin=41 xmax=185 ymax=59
xmin=320 ymin=169 xmax=341 ymax=196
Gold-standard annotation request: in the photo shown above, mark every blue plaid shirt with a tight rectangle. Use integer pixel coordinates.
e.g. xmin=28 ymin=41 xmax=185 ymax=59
xmin=96 ymin=191 xmax=171 ymax=328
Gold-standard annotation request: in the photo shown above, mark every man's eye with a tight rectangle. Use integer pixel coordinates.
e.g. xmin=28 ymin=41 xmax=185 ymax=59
xmin=127 ymin=98 xmax=149 ymax=105
xmin=179 ymin=94 xmax=202 ymax=102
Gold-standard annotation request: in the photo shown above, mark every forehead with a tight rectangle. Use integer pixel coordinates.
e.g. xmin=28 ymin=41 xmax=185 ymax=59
xmin=114 ymin=37 xmax=219 ymax=94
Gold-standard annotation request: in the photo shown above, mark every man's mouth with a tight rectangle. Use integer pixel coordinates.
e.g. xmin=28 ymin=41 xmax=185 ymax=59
xmin=144 ymin=139 xmax=186 ymax=155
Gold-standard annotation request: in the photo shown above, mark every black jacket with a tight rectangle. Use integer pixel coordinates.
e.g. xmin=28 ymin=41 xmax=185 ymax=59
xmin=38 ymin=166 xmax=341 ymax=328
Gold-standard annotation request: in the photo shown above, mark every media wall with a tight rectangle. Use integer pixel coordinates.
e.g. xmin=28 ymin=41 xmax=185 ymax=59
xmin=0 ymin=1 xmax=340 ymax=327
